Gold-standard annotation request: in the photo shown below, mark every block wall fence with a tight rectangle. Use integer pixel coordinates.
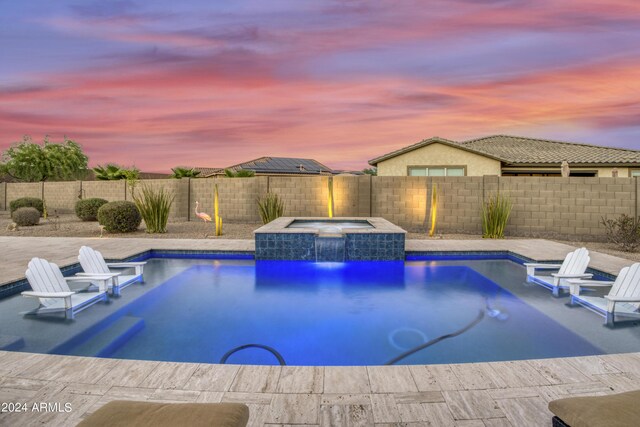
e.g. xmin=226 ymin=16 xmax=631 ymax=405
xmin=2 ymin=176 xmax=638 ymax=240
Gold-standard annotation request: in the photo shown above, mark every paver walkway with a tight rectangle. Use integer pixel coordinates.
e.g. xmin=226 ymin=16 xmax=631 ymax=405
xmin=2 ymin=351 xmax=640 ymax=426
xmin=1 ymin=237 xmax=639 ymax=426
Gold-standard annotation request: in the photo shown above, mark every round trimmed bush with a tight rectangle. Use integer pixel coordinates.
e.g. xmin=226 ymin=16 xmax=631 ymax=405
xmin=75 ymin=198 xmax=108 ymax=221
xmin=10 ymin=197 xmax=44 ymax=216
xmin=97 ymin=201 xmax=142 ymax=233
xmin=12 ymin=207 xmax=40 ymax=226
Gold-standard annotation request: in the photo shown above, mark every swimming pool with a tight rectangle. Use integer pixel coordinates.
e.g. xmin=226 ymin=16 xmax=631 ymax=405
xmin=6 ymin=256 xmax=636 ymax=366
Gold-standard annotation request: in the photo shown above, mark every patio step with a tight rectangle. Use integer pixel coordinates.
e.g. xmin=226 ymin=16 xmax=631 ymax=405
xmin=69 ymin=316 xmax=145 ymax=357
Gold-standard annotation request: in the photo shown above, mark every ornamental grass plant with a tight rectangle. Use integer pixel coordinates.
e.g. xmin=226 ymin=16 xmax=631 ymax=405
xmin=482 ymin=193 xmax=513 ymax=239
xmin=257 ymin=192 xmax=286 ymax=224
xmin=132 ymin=186 xmax=175 ymax=233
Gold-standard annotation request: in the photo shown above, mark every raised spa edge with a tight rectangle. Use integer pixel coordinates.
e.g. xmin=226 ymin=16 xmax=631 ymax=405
xmin=253 ymin=217 xmax=406 ymax=261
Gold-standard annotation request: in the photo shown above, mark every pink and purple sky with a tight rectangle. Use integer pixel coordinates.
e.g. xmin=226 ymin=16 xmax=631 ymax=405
xmin=1 ymin=0 xmax=639 ymax=172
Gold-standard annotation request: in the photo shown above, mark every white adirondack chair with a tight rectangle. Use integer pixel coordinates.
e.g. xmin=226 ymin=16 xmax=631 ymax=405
xmin=78 ymin=246 xmax=146 ymax=296
xmin=567 ymin=263 xmax=640 ymax=326
xmin=524 ymin=248 xmax=592 ymax=296
xmin=21 ymin=258 xmax=110 ymax=319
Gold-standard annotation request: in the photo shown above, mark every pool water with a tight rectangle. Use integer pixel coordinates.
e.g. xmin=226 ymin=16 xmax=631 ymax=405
xmin=286 ymin=219 xmax=373 ymax=230
xmin=47 ymin=258 xmax=630 ymax=366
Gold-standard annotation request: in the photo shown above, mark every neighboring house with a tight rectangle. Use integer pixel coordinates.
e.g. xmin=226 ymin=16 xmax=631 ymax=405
xmin=369 ymin=135 xmax=640 ymax=177
xmin=195 ymin=157 xmax=334 ymax=177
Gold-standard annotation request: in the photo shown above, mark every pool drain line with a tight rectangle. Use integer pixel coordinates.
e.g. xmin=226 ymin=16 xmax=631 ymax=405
xmin=220 ymin=344 xmax=286 ymax=365
xmin=385 ymin=309 xmax=485 ymax=365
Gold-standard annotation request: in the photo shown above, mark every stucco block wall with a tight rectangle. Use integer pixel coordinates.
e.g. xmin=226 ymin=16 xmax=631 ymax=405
xmin=0 ymin=183 xmax=6 ymax=210
xmin=2 ymin=176 xmax=638 ymax=241
xmin=6 ymin=183 xmax=43 ymax=208
xmin=333 ymin=176 xmax=360 ymax=217
xmin=44 ymin=181 xmax=82 ymax=213
xmin=269 ymin=176 xmax=327 ymax=217
xmin=190 ymin=177 xmax=267 ymax=222
xmin=432 ymin=176 xmax=484 ymax=233
xmin=82 ymin=181 xmax=126 ymax=202
xmin=372 ymin=177 xmax=429 ymax=227
xmin=356 ymin=175 xmax=372 ymax=216
xmin=214 ymin=177 xmax=266 ymax=222
xmin=376 ymin=142 xmax=502 ymax=177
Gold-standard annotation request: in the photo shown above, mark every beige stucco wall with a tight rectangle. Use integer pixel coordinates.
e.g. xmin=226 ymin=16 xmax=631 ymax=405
xmin=596 ymin=167 xmax=632 ymax=177
xmin=376 ymin=142 xmax=502 ymax=176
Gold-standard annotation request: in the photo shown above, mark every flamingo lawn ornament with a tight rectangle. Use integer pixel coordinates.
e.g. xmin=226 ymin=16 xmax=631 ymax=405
xmin=195 ymin=201 xmax=212 ymax=222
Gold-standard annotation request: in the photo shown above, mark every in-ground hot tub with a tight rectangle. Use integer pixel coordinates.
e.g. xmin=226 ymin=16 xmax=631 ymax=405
xmin=254 ymin=217 xmax=406 ymax=261
xmin=286 ymin=219 xmax=374 ymax=231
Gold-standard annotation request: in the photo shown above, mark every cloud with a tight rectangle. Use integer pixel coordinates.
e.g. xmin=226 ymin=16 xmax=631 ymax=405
xmin=1 ymin=0 xmax=640 ymax=171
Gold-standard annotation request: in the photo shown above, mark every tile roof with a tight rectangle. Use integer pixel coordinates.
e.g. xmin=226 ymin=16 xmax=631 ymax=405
xmin=225 ymin=157 xmax=334 ymax=175
xmin=460 ymin=135 xmax=640 ymax=165
xmin=191 ymin=167 xmax=224 ymax=177
xmin=369 ymin=135 xmax=640 ymax=166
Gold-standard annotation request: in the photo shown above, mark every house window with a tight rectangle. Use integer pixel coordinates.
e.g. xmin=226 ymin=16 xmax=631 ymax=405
xmin=631 ymin=170 xmax=640 ymax=177
xmin=408 ymin=166 xmax=465 ymax=177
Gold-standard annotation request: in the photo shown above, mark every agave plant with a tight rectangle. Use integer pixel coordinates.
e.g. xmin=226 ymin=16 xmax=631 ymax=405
xmin=171 ymin=167 xmax=201 ymax=179
xmin=257 ymin=192 xmax=286 ymax=224
xmin=132 ymin=185 xmax=175 ymax=233
xmin=482 ymin=193 xmax=513 ymax=239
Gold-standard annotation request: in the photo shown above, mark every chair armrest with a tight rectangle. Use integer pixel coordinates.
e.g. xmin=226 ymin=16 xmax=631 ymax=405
xmin=566 ymin=279 xmax=614 ymax=287
xmin=524 ymin=263 xmax=562 ymax=276
xmin=106 ymin=262 xmax=146 ymax=268
xmin=523 ymin=263 xmax=562 ymax=269
xmin=76 ymin=272 xmax=121 ymax=278
xmin=22 ymin=291 xmax=75 ymax=298
xmin=605 ymin=295 xmax=640 ymax=302
xmin=552 ymin=273 xmax=593 ymax=279
xmin=65 ymin=274 xmax=117 ymax=281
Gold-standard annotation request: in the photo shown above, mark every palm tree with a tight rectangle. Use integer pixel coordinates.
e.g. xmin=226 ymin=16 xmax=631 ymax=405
xmin=93 ymin=164 xmax=139 ymax=181
xmin=224 ymin=168 xmax=255 ymax=178
xmin=93 ymin=164 xmax=127 ymax=180
xmin=171 ymin=167 xmax=201 ymax=179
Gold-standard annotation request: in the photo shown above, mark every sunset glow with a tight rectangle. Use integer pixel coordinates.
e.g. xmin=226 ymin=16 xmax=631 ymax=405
xmin=2 ymin=1 xmax=639 ymax=172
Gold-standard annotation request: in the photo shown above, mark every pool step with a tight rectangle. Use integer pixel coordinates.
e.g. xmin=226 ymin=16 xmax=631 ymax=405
xmin=69 ymin=316 xmax=145 ymax=358
xmin=0 ymin=335 xmax=25 ymax=351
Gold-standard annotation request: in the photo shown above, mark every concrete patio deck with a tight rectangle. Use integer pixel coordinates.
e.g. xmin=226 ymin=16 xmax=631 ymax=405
xmin=1 ymin=236 xmax=639 ymax=426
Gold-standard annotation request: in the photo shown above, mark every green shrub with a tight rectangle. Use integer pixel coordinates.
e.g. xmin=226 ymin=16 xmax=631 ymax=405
xmin=482 ymin=193 xmax=513 ymax=239
xmin=12 ymin=207 xmax=40 ymax=226
xmin=97 ymin=201 xmax=141 ymax=233
xmin=10 ymin=197 xmax=44 ymax=215
xmin=257 ymin=192 xmax=285 ymax=224
xmin=601 ymin=214 xmax=640 ymax=252
xmin=75 ymin=198 xmax=108 ymax=221
xmin=133 ymin=185 xmax=175 ymax=233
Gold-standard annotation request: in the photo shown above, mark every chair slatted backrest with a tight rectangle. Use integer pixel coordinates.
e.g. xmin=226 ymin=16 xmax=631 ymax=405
xmin=79 ymin=246 xmax=110 ymax=275
xmin=610 ymin=263 xmax=640 ymax=308
xmin=25 ymin=258 xmax=70 ymax=307
xmin=559 ymin=248 xmax=589 ymax=275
